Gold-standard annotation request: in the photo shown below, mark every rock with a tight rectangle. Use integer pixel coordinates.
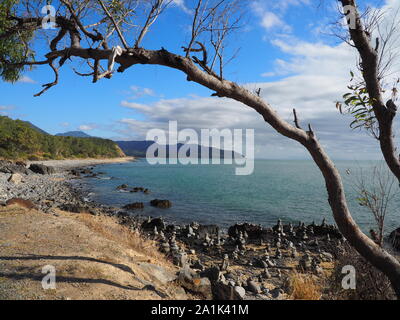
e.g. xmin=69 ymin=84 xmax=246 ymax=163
xmin=270 ymin=288 xmax=284 ymax=299
xmin=29 ymin=164 xmax=55 ymax=175
xmin=320 ymin=252 xmax=333 ymax=262
xmin=197 ymin=224 xmax=219 ymax=239
xmin=228 ymin=223 xmax=263 ymax=240
xmin=58 ymin=203 xmax=88 ymax=213
xmin=70 ymin=169 xmax=81 ymax=177
xmin=253 ymin=258 xmax=267 ymax=269
xmin=262 ymin=268 xmax=271 ymax=279
xmin=173 ymin=251 xmax=188 ymax=267
xmin=116 ymin=184 xmax=129 ymax=190
xmin=191 ymin=260 xmax=205 ymax=271
xmin=220 ymin=254 xmax=229 ymax=271
xmin=15 ymin=161 xmax=27 ymax=167
xmin=299 ymin=253 xmax=313 ymax=271
xmin=200 ymin=266 xmax=221 ymax=283
xmin=142 ymin=217 xmax=165 ymax=231
xmin=212 ymin=282 xmax=242 ymax=300
xmin=178 ymin=268 xmax=212 ymax=300
xmin=160 ymin=241 xmax=170 ymax=253
xmin=273 ymin=219 xmax=285 ymax=235
xmin=150 ymin=199 xmax=172 ymax=208
xmin=246 ymin=279 xmax=261 ymax=294
xmin=0 ymin=160 xmax=30 ymax=174
xmin=7 ymin=173 xmax=22 ymax=184
xmin=234 ymin=286 xmax=246 ymax=299
xmin=80 ymin=168 xmax=93 ymax=175
xmin=312 ymin=224 xmax=342 ymax=239
xmin=265 ymin=259 xmax=275 ymax=268
xmin=6 ymin=198 xmax=37 ymax=210
xmin=389 ymin=227 xmax=400 ymax=251
xmin=123 ymin=202 xmax=144 ymax=210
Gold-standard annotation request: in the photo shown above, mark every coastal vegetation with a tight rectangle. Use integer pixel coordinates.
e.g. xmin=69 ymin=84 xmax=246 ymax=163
xmin=0 ymin=116 xmax=124 ymax=160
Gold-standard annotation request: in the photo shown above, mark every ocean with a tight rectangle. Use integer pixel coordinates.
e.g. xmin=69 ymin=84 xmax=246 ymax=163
xmin=79 ymin=159 xmax=400 ymax=233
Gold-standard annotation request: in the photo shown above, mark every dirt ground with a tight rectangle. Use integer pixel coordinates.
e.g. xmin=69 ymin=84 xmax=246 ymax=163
xmin=0 ymin=205 xmax=189 ymax=300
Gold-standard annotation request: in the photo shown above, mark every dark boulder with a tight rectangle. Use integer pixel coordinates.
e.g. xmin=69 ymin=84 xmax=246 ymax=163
xmin=197 ymin=225 xmax=219 ymax=239
xmin=150 ymin=199 xmax=172 ymax=208
xmin=228 ymin=223 xmax=263 ymax=239
xmin=0 ymin=160 xmax=30 ymax=174
xmin=312 ymin=224 xmax=343 ymax=239
xmin=212 ymin=282 xmax=243 ymax=300
xmin=165 ymin=224 xmax=177 ymax=233
xmin=116 ymin=184 xmax=129 ymax=190
xmin=29 ymin=163 xmax=55 ymax=175
xmin=142 ymin=217 xmax=165 ymax=231
xmin=123 ymin=202 xmax=144 ymax=210
xmin=200 ymin=266 xmax=220 ymax=283
xmin=70 ymin=169 xmax=81 ymax=177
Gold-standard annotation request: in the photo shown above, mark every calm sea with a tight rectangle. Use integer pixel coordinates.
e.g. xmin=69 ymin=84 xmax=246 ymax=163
xmin=78 ymin=159 xmax=400 ymax=233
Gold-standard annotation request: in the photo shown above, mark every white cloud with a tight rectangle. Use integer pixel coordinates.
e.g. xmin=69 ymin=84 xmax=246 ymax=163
xmin=78 ymin=124 xmax=96 ymax=131
xmin=251 ymin=3 xmax=291 ymax=33
xmin=0 ymin=105 xmax=15 ymax=115
xmin=17 ymin=76 xmax=36 ymax=84
xmin=261 ymin=11 xmax=289 ymax=31
xmin=114 ymin=0 xmax=398 ymax=160
xmin=171 ymin=0 xmax=192 ymax=14
xmin=250 ymin=0 xmax=311 ymax=33
xmin=129 ymin=85 xmax=156 ymax=99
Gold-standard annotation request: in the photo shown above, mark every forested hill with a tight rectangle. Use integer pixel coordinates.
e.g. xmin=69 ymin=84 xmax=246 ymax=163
xmin=0 ymin=116 xmax=125 ymax=160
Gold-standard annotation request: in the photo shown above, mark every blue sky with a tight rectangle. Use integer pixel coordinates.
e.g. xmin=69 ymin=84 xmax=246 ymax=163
xmin=1 ymin=0 xmax=399 ymax=159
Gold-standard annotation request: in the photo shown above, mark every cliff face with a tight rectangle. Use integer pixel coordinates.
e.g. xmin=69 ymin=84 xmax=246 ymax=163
xmin=114 ymin=145 xmax=127 ymax=158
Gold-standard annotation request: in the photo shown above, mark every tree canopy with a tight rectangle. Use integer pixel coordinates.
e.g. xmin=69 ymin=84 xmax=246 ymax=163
xmin=0 ymin=116 xmax=124 ymax=159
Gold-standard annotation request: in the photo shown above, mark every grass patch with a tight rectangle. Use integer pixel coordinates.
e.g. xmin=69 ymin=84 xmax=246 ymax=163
xmin=75 ymin=214 xmax=167 ymax=264
xmin=288 ymin=272 xmax=322 ymax=300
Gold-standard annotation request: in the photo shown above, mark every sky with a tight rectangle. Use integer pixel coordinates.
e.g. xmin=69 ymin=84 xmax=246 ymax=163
xmin=1 ymin=0 xmax=399 ymax=159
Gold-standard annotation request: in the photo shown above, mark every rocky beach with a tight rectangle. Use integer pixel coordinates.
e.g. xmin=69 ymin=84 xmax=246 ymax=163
xmin=0 ymin=158 xmax=366 ymax=300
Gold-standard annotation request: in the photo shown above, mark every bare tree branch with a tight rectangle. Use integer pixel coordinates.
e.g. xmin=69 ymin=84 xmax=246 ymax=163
xmin=97 ymin=0 xmax=129 ymax=49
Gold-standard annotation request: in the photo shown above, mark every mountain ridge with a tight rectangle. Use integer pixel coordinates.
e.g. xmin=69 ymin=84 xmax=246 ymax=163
xmin=56 ymin=131 xmax=92 ymax=138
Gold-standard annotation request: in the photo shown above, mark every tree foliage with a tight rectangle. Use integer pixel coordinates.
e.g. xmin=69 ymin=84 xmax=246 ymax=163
xmin=0 ymin=0 xmax=35 ymax=82
xmin=336 ymin=72 xmax=379 ymax=139
xmin=0 ymin=116 xmax=124 ymax=160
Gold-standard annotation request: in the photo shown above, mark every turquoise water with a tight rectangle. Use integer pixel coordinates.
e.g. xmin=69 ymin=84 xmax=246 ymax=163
xmin=80 ymin=159 xmax=400 ymax=233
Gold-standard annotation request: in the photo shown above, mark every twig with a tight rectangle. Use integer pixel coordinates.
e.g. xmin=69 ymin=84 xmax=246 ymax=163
xmin=97 ymin=0 xmax=129 ymax=49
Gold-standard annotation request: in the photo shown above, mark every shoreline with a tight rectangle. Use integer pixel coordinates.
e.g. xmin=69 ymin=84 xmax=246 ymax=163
xmin=2 ymin=159 xmax=398 ymax=300
xmin=0 ymin=159 xmax=350 ymax=300
xmin=27 ymin=156 xmax=136 ymax=170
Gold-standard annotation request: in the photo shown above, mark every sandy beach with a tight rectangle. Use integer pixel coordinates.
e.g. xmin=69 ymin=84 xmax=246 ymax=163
xmin=27 ymin=157 xmax=136 ymax=170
